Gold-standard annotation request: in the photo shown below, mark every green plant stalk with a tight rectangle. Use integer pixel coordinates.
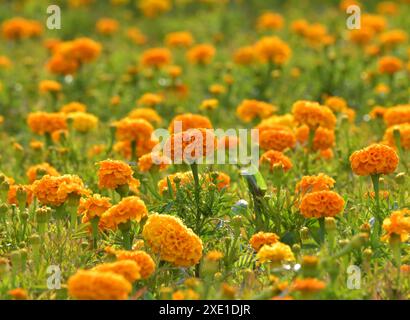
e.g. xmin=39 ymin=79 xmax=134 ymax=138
xmin=190 ymin=162 xmax=201 ymax=234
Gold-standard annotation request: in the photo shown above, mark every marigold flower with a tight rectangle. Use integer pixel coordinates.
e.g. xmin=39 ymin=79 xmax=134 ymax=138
xmin=92 ymin=260 xmax=140 ymax=282
xmin=369 ymin=106 xmax=387 ymax=119
xmin=254 ymin=36 xmax=291 ymax=65
xmin=68 ymin=112 xmax=98 ymax=133
xmin=205 ymin=250 xmax=223 ymax=261
xmin=259 ymin=128 xmax=296 ymax=151
xmin=324 ymin=96 xmax=347 ymax=113
xmin=200 ymin=99 xmax=218 ymax=111
xmin=127 ymin=27 xmax=147 ymax=45
xmin=136 ymin=93 xmax=164 ymax=107
xmin=379 ymin=29 xmax=407 ymax=48
xmin=362 ymin=14 xmax=387 ymax=33
xmin=113 ymin=117 xmax=154 ymax=142
xmin=256 ymin=12 xmax=284 ymax=31
xmin=114 ymin=139 xmax=157 ymax=159
xmin=383 ymin=123 xmax=410 ymax=150
xmin=291 ymin=19 xmax=309 ymax=36
xmin=2 ymin=18 xmax=43 ymax=40
xmin=157 ymin=171 xmax=192 ymax=194
xmin=142 ymin=213 xmax=203 ymax=267
xmin=26 ymin=163 xmax=60 ymax=183
xmin=8 ymin=288 xmax=28 ymax=300
xmin=129 ymin=108 xmax=162 ymax=126
xmin=96 ymin=18 xmax=119 ymax=35
xmin=141 ymin=48 xmax=172 ymax=68
xmin=165 ymin=31 xmax=194 ymax=48
xmin=249 ymin=232 xmax=279 ymax=251
xmin=349 ymin=143 xmax=399 ymax=176
xmin=27 ymin=112 xmax=67 ymax=135
xmin=291 ymin=278 xmax=326 ymax=293
xmin=46 ymin=53 xmax=79 ymax=75
xmin=381 ymin=208 xmax=410 ymax=242
xmin=299 ymin=191 xmax=345 ymax=218
xmin=349 ymin=27 xmax=375 ymax=45
xmin=233 ymin=46 xmax=256 ymax=65
xmin=378 ymin=56 xmax=403 ymax=74
xmin=172 ymin=289 xmax=199 ymax=300
xmin=339 ymin=0 xmax=361 ymax=11
xmin=168 ymin=113 xmax=212 ymax=133
xmin=97 ymin=159 xmax=134 ymax=190
xmin=112 ymin=249 xmax=156 ymax=279
xmin=30 ymin=140 xmax=44 ymax=150
xmin=295 ymin=173 xmax=335 ymax=197
xmin=68 ymin=270 xmax=132 ymax=300
xmin=260 ymin=150 xmax=293 ymax=172
xmin=39 ymin=80 xmax=62 ymax=94
xmin=100 ymin=196 xmax=148 ymax=230
xmin=302 ymin=23 xmax=334 ymax=47
xmin=63 ymin=37 xmax=102 ymax=63
xmin=296 ymin=125 xmax=335 ymax=150
xmin=60 ymin=101 xmax=87 ymax=114
xmin=256 ymin=242 xmax=295 ymax=266
xmin=78 ymin=194 xmax=111 ymax=220
xmin=377 ymin=2 xmax=398 ymax=15
xmin=383 ymin=105 xmax=410 ymax=127
xmin=186 ymin=44 xmax=216 ymax=65
xmin=292 ymin=100 xmax=336 ymax=130
xmin=0 ymin=56 xmax=12 ymax=69
xmin=236 ymin=99 xmax=277 ymax=123
xmin=7 ymin=184 xmax=33 ymax=206
xmin=138 ymin=152 xmax=170 ymax=172
xmin=138 ymin=0 xmax=171 ymax=18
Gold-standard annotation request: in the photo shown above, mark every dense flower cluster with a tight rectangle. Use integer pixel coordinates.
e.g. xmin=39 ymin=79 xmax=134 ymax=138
xmin=299 ymin=191 xmax=345 ymax=218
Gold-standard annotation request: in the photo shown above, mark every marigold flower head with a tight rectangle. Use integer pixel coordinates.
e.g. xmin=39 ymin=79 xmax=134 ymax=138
xmin=381 ymin=208 xmax=410 ymax=242
xmin=256 ymin=12 xmax=284 ymax=31
xmin=157 ymin=171 xmax=192 ymax=194
xmin=236 ymin=99 xmax=277 ymax=123
xmin=295 ymin=173 xmax=335 ymax=197
xmin=141 ymin=48 xmax=172 ymax=68
xmin=383 ymin=105 xmax=410 ymax=127
xmin=142 ymin=213 xmax=203 ymax=267
xmin=291 ymin=278 xmax=326 ymax=293
xmin=129 ymin=108 xmax=162 ymax=126
xmin=254 ymin=36 xmax=292 ymax=65
xmin=61 ymin=37 xmax=102 ymax=64
xmin=0 ymin=55 xmax=12 ymax=69
xmin=2 ymin=18 xmax=43 ymax=40
xmin=92 ymin=260 xmax=140 ymax=283
xmin=168 ymin=113 xmax=212 ymax=133
xmin=378 ymin=56 xmax=403 ymax=74
xmin=7 ymin=184 xmax=33 ymax=206
xmin=46 ymin=53 xmax=79 ymax=75
xmin=138 ymin=0 xmax=171 ymax=18
xmin=39 ymin=80 xmax=62 ymax=94
xmin=27 ymin=112 xmax=67 ymax=135
xmin=349 ymin=27 xmax=375 ymax=45
xmin=259 ymin=128 xmax=296 ymax=151
xmin=112 ymin=249 xmax=156 ymax=279
xmin=172 ymin=289 xmax=200 ymax=300
xmin=60 ymin=101 xmax=87 ymax=114
xmin=165 ymin=31 xmax=194 ymax=48
xmin=379 ymin=29 xmax=407 ymax=48
xmin=138 ymin=152 xmax=170 ymax=172
xmin=97 ymin=159 xmax=134 ymax=190
xmin=249 ymin=231 xmax=279 ymax=251
xmin=299 ymin=191 xmax=345 ymax=218
xmin=78 ymin=194 xmax=111 ymax=220
xmin=340 ymin=0 xmax=361 ymax=11
xmin=302 ymin=23 xmax=334 ymax=47
xmin=260 ymin=150 xmax=292 ymax=172
xmin=383 ymin=123 xmax=410 ymax=150
xmin=296 ymin=125 xmax=335 ymax=150
xmin=26 ymin=163 xmax=60 ymax=183
xmin=200 ymin=99 xmax=218 ymax=111
xmin=8 ymin=288 xmax=28 ymax=300
xmin=100 ymin=196 xmax=148 ymax=230
xmin=68 ymin=270 xmax=132 ymax=300
xmin=233 ymin=46 xmax=256 ymax=65
xmin=349 ymin=143 xmax=399 ymax=176
xmin=292 ymin=100 xmax=336 ymax=130
xmin=96 ymin=18 xmax=119 ymax=35
xmin=291 ymin=19 xmax=309 ymax=36
xmin=324 ymin=96 xmax=348 ymax=113
xmin=113 ymin=117 xmax=154 ymax=142
xmin=136 ymin=93 xmax=164 ymax=107
xmin=256 ymin=242 xmax=295 ymax=266
xmin=68 ymin=112 xmax=98 ymax=133
xmin=127 ymin=27 xmax=147 ymax=45
xmin=186 ymin=44 xmax=216 ymax=65
xmin=369 ymin=106 xmax=387 ymax=119
xmin=113 ymin=139 xmax=158 ymax=159
xmin=377 ymin=1 xmax=398 ymax=15
xmin=362 ymin=14 xmax=387 ymax=33
xmin=205 ymin=250 xmax=223 ymax=261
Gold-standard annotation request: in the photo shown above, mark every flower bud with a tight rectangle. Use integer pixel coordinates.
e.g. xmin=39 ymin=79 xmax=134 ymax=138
xmin=395 ymin=172 xmax=406 ymax=185
xmin=29 ymin=234 xmax=41 ymax=246
xmin=351 ymin=233 xmax=369 ymax=249
xmin=325 ymin=217 xmax=336 ymax=232
xmin=300 ymin=227 xmax=310 ymax=241
xmin=35 ymin=206 xmax=51 ymax=223
xmin=0 ymin=203 xmax=8 ymax=219
xmin=363 ymin=248 xmax=372 ymax=260
xmin=360 ymin=223 xmax=371 ymax=233
xmin=9 ymin=250 xmax=21 ymax=272
xmin=292 ymin=244 xmax=301 ymax=254
xmin=16 ymin=186 xmax=27 ymax=208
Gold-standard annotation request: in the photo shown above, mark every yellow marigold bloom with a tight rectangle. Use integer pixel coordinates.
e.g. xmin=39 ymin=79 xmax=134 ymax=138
xmin=254 ymin=36 xmax=291 ymax=65
xmin=362 ymin=14 xmax=387 ymax=33
xmin=60 ymin=101 xmax=87 ymax=114
xmin=136 ymin=93 xmax=164 ymax=107
xmin=186 ymin=44 xmax=216 ymax=65
xmin=349 ymin=27 xmax=375 ymax=45
xmin=157 ymin=171 xmax=192 ymax=194
xmin=256 ymin=11 xmax=284 ymax=31
xmin=127 ymin=27 xmax=147 ymax=45
xmin=92 ymin=260 xmax=140 ymax=283
xmin=140 ymin=48 xmax=172 ymax=68
xmin=295 ymin=173 xmax=335 ymax=197
xmin=375 ymin=83 xmax=390 ymax=95
xmin=26 ymin=163 xmax=60 ymax=183
xmin=33 ymin=174 xmax=90 ymax=207
xmin=400 ymin=265 xmax=410 ymax=274
xmin=291 ymin=278 xmax=326 ymax=293
xmin=68 ymin=270 xmax=132 ymax=300
xmin=378 ymin=56 xmax=403 ymax=74
xmin=205 ymin=250 xmax=223 ymax=261
xmin=166 ymin=65 xmax=182 ymax=78
xmin=8 ymin=288 xmax=28 ymax=300
xmin=39 ymin=80 xmax=62 ymax=94
xmin=233 ymin=46 xmax=256 ymax=65
xmin=292 ymin=100 xmax=336 ymax=130
xmin=7 ymin=184 xmax=33 ymax=206
xmin=168 ymin=113 xmax=212 ymax=133
xmin=236 ymin=99 xmax=277 ymax=123
xmin=382 ymin=209 xmax=410 ymax=242
xmin=138 ymin=0 xmax=171 ymax=18
xmin=96 ymin=18 xmax=119 ymax=35
xmin=383 ymin=123 xmax=410 ymax=150
xmin=379 ymin=29 xmax=407 ymax=48
xmin=259 ymin=128 xmax=296 ymax=151
xmin=143 ymin=213 xmax=203 ymax=267
xmin=113 ymin=117 xmax=154 ymax=142
xmin=200 ymin=99 xmax=218 ymax=111
xmin=259 ymin=150 xmax=293 ymax=172
xmin=296 ymin=125 xmax=335 ymax=150
xmin=208 ymin=84 xmax=226 ymax=95
xmin=68 ymin=112 xmax=98 ymax=133
xmin=377 ymin=1 xmax=398 ymax=15
xmin=100 ymin=196 xmax=148 ymax=230
xmin=299 ymin=191 xmax=345 ymax=218
xmin=383 ymin=105 xmax=410 ymax=127
xmin=27 ymin=112 xmax=67 ymax=135
xmin=349 ymin=143 xmax=399 ymax=176
xmin=78 ymin=194 xmax=111 ymax=220
xmin=129 ymin=108 xmax=162 ymax=125
xmin=138 ymin=152 xmax=170 ymax=172
xmin=165 ymin=31 xmax=194 ymax=48
xmin=291 ymin=19 xmax=309 ymax=36
xmin=29 ymin=140 xmax=44 ymax=150
xmin=1 ymin=17 xmax=43 ymax=40
xmin=249 ymin=232 xmax=279 ymax=251
xmin=256 ymin=242 xmax=295 ymax=266
xmin=324 ymin=96 xmax=347 ymax=113
xmin=172 ymin=289 xmax=199 ymax=300
xmin=0 ymin=56 xmax=12 ymax=69
xmin=256 ymin=114 xmax=295 ymax=131
xmin=97 ymin=159 xmax=134 ymax=190
xmin=112 ymin=249 xmax=156 ymax=279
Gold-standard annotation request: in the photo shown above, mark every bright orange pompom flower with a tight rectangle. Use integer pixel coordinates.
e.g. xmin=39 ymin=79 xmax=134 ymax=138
xmin=292 ymin=101 xmax=336 ymax=130
xmin=383 ymin=105 xmax=410 ymax=127
xmin=27 ymin=112 xmax=67 ymax=135
xmin=381 ymin=208 xmax=410 ymax=242
xmin=186 ymin=44 xmax=216 ymax=65
xmin=168 ymin=113 xmax=212 ymax=133
xmin=107 ymin=248 xmax=156 ymax=279
xmin=259 ymin=128 xmax=296 ymax=151
xmin=97 ymin=160 xmax=134 ymax=190
xmin=249 ymin=232 xmax=280 ymax=251
xmin=260 ymin=150 xmax=293 ymax=172
xmin=299 ymin=191 xmax=345 ymax=218
xmin=254 ymin=36 xmax=292 ymax=65
xmin=78 ymin=194 xmax=111 ymax=221
xmin=26 ymin=163 xmax=60 ymax=183
xmin=236 ymin=99 xmax=277 ymax=123
xmin=140 ymin=47 xmax=172 ymax=68
xmin=295 ymin=173 xmax=335 ymax=197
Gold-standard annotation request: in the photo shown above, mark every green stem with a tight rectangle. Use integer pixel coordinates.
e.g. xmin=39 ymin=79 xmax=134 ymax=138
xmin=190 ymin=162 xmax=201 ymax=234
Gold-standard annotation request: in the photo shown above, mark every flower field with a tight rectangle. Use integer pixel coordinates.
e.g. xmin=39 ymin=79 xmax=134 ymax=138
xmin=0 ymin=0 xmax=410 ymax=301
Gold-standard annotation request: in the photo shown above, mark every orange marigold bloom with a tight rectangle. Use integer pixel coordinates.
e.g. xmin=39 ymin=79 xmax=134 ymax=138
xmin=379 ymin=29 xmax=407 ymax=48
xmin=46 ymin=53 xmax=79 ymax=75
xmin=233 ymin=46 xmax=256 ymax=65
xmin=39 ymin=80 xmax=62 ymax=94
xmin=292 ymin=100 xmax=336 ymax=130
xmin=205 ymin=250 xmax=224 ymax=262
xmin=114 ymin=139 xmax=158 ymax=159
xmin=349 ymin=143 xmax=399 ymax=176
xmin=1 ymin=18 xmax=43 ymax=40
xmin=78 ymin=194 xmax=111 ymax=220
xmin=291 ymin=278 xmax=326 ymax=293
xmin=97 ymin=159 xmax=134 ymax=190
xmin=113 ymin=117 xmax=154 ymax=142
xmin=186 ymin=44 xmax=216 ymax=65
xmin=256 ymin=242 xmax=295 ymax=265
xmin=138 ymin=152 xmax=170 ymax=172
xmin=295 ymin=173 xmax=335 ymax=197
xmin=68 ymin=112 xmax=98 ymax=133
xmin=377 ymin=1 xmax=398 ymax=15
xmin=299 ymin=191 xmax=345 ymax=218
xmin=136 ymin=93 xmax=164 ymax=107
xmin=32 ymin=174 xmax=90 ymax=207
xmin=96 ymin=18 xmax=119 ymax=35
xmin=168 ymin=113 xmax=212 ymax=133
xmin=249 ymin=231 xmax=279 ymax=251
xmin=296 ymin=125 xmax=335 ymax=151
xmin=7 ymin=184 xmax=33 ymax=206
xmin=138 ymin=0 xmax=171 ymax=18
xmin=129 ymin=108 xmax=162 ymax=125
xmin=369 ymin=106 xmax=387 ymax=119
xmin=60 ymin=101 xmax=87 ymax=114
xmin=362 ymin=14 xmax=387 ymax=33
xmin=378 ymin=56 xmax=403 ymax=74
xmin=383 ymin=123 xmax=410 ymax=150
xmin=349 ymin=27 xmax=375 ymax=45
xmin=8 ymin=288 xmax=28 ymax=300
xmin=324 ymin=96 xmax=348 ymax=113
xmin=26 ymin=163 xmax=60 ymax=183
xmin=0 ymin=55 xmax=12 ymax=69
xmin=68 ymin=270 xmax=132 ymax=300
xmin=63 ymin=37 xmax=102 ymax=63
xmin=100 ymin=196 xmax=148 ymax=230
xmin=127 ymin=27 xmax=147 ymax=45
xmin=237 ymin=99 xmax=277 ymax=123
xmin=92 ymin=260 xmax=140 ymax=283
xmin=302 ymin=23 xmax=333 ymax=47
xmin=254 ymin=36 xmax=291 ymax=65
xmin=111 ymin=249 xmax=156 ymax=279
xmin=318 ymin=148 xmax=333 ymax=160
xmin=140 ymin=48 xmax=172 ymax=68
xmin=291 ymin=19 xmax=309 ymax=36
xmin=165 ymin=31 xmax=194 ymax=48
xmin=381 ymin=209 xmax=410 ymax=242
xmin=383 ymin=105 xmax=410 ymax=127
xmin=259 ymin=128 xmax=296 ymax=151
xmin=27 ymin=112 xmax=67 ymax=135
xmin=259 ymin=150 xmax=293 ymax=172
xmin=157 ymin=171 xmax=192 ymax=194
xmin=256 ymin=12 xmax=284 ymax=31
xmin=142 ymin=213 xmax=203 ymax=267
